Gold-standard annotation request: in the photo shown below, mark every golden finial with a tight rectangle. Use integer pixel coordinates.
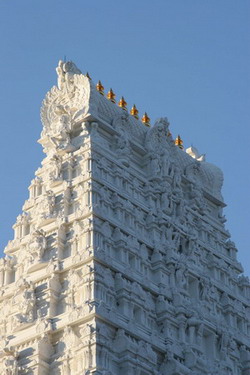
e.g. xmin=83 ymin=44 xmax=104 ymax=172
xmin=96 ymin=80 xmax=104 ymax=95
xmin=175 ymin=135 xmax=184 ymax=149
xmin=86 ymin=72 xmax=91 ymax=80
xmin=141 ymin=112 xmax=150 ymax=127
xmin=107 ymin=88 xmax=116 ymax=103
xmin=118 ymin=96 xmax=127 ymax=110
xmin=130 ymin=104 xmax=139 ymax=119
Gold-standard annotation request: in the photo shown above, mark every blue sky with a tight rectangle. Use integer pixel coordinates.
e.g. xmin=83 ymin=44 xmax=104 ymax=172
xmin=0 ymin=0 xmax=249 ymax=275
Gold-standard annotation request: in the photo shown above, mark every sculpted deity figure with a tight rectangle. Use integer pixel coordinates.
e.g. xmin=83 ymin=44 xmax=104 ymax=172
xmin=50 ymin=106 xmax=72 ymax=151
xmin=56 ymin=60 xmax=82 ymax=91
xmin=146 ymin=117 xmax=170 ymax=153
xmin=28 ymin=229 xmax=47 ymax=264
xmin=21 ymin=281 xmax=36 ymax=322
xmin=165 ymin=221 xmax=173 ymax=242
xmin=199 ymin=278 xmax=209 ymax=302
xmin=172 ymin=165 xmax=182 ymax=190
xmin=160 ymin=181 xmax=172 ymax=213
xmin=175 ymin=262 xmax=187 ymax=290
xmin=12 ymin=280 xmax=36 ymax=327
xmin=115 ymin=129 xmax=131 ymax=167
xmin=67 ymin=268 xmax=85 ymax=310
xmin=173 ymin=187 xmax=186 ymax=218
xmin=149 ymin=155 xmax=161 ymax=180
xmin=40 ymin=190 xmax=55 ymax=218
xmin=161 ymin=150 xmax=171 ymax=179
xmin=189 ymin=183 xmax=206 ymax=214
xmin=183 ymin=224 xmax=198 ymax=256
xmin=49 ymin=154 xmax=63 ymax=182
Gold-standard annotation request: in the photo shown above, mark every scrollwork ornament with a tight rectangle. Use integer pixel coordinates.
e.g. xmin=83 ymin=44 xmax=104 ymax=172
xmin=40 ymin=61 xmax=99 ymax=155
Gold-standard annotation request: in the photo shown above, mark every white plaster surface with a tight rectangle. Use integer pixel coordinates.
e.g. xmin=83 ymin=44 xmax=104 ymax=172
xmin=0 ymin=61 xmax=249 ymax=374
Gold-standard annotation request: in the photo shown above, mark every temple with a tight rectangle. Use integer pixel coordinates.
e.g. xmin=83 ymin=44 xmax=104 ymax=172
xmin=0 ymin=60 xmax=249 ymax=374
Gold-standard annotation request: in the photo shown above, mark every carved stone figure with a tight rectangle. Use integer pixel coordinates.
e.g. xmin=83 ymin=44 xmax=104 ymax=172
xmin=172 ymin=165 xmax=182 ymax=190
xmin=12 ymin=280 xmax=36 ymax=327
xmin=56 ymin=60 xmax=82 ymax=90
xmin=28 ymin=229 xmax=47 ymax=264
xmin=199 ymin=278 xmax=209 ymax=301
xmin=173 ymin=188 xmax=186 ymax=218
xmin=21 ymin=281 xmax=36 ymax=322
xmin=40 ymin=60 xmax=94 ymax=156
xmin=189 ymin=183 xmax=206 ymax=214
xmin=146 ymin=117 xmax=171 ymax=154
xmin=149 ymin=154 xmax=161 ymax=180
xmin=175 ymin=262 xmax=187 ymax=289
xmin=50 ymin=107 xmax=74 ymax=152
xmin=160 ymin=180 xmax=172 ymax=213
xmin=40 ymin=190 xmax=55 ymax=218
xmin=49 ymin=154 xmax=63 ymax=182
xmin=115 ymin=129 xmax=131 ymax=166
xmin=184 ymin=224 xmax=198 ymax=256
xmin=161 ymin=152 xmax=171 ymax=178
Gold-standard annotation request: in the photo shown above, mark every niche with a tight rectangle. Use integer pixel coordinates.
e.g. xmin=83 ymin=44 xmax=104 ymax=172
xmin=5 ymin=268 xmax=15 ymax=284
xmin=133 ymin=305 xmax=142 ymax=323
xmin=188 ymin=276 xmax=199 ymax=299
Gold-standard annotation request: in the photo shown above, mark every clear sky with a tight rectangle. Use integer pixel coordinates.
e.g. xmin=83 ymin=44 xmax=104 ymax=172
xmin=0 ymin=0 xmax=249 ymax=275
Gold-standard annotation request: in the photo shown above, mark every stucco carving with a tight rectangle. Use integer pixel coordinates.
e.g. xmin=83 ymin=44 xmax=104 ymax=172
xmin=0 ymin=61 xmax=249 ymax=375
xmin=145 ymin=117 xmax=172 ymax=153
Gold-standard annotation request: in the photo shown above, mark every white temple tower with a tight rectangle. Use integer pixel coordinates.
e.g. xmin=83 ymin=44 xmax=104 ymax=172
xmin=0 ymin=61 xmax=249 ymax=375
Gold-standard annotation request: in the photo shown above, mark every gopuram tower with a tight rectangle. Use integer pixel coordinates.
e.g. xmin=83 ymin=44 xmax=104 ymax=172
xmin=0 ymin=61 xmax=249 ymax=375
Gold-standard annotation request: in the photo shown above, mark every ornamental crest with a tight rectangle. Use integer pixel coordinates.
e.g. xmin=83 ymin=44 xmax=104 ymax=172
xmin=40 ymin=61 xmax=99 ymax=154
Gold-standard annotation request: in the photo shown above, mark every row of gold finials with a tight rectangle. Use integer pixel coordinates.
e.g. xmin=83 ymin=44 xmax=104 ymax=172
xmin=95 ymin=78 xmax=151 ymax=127
xmin=86 ymin=73 xmax=184 ymax=149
